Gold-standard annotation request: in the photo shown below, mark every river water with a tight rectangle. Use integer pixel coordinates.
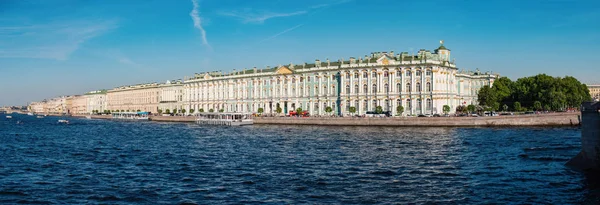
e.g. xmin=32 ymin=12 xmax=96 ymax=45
xmin=1 ymin=114 xmax=598 ymax=204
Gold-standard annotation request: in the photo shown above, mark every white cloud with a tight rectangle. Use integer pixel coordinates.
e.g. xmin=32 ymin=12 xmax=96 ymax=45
xmin=310 ymin=0 xmax=352 ymax=9
xmin=0 ymin=20 xmax=117 ymax=60
xmin=218 ymin=9 xmax=307 ymax=24
xmin=118 ymin=57 xmax=142 ymax=68
xmin=190 ymin=0 xmax=211 ymax=50
xmin=259 ymin=24 xmax=304 ymax=43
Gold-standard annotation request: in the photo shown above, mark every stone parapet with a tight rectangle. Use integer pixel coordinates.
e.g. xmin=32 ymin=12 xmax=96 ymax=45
xmin=254 ymin=112 xmax=580 ymax=127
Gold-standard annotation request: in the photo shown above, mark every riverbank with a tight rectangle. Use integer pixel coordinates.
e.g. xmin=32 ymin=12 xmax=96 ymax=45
xmin=71 ymin=112 xmax=580 ymax=127
xmin=254 ymin=112 xmax=580 ymax=127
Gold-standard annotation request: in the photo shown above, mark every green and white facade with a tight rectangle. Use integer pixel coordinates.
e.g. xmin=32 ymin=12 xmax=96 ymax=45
xmin=183 ymin=43 xmax=497 ymax=115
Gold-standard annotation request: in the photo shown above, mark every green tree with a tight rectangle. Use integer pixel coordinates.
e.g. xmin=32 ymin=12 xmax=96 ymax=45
xmin=165 ymin=109 xmax=170 ymax=114
xmin=467 ymin=105 xmax=476 ymax=114
xmin=514 ymin=102 xmax=521 ymax=112
xmin=189 ymin=109 xmax=195 ymax=114
xmin=199 ymin=108 xmax=204 ymax=112
xmin=296 ymin=107 xmax=303 ymax=114
xmin=492 ymin=102 xmax=500 ymax=111
xmin=181 ymin=109 xmax=186 ymax=115
xmin=349 ymin=106 xmax=357 ymax=114
xmin=219 ymin=109 xmax=224 ymax=112
xmin=375 ymin=106 xmax=383 ymax=114
xmin=502 ymin=104 xmax=508 ymax=111
xmin=491 ymin=77 xmax=513 ymax=104
xmin=209 ymin=108 xmax=214 ymax=112
xmin=136 ymin=109 xmax=141 ymax=112
xmin=257 ymin=108 xmax=264 ymax=114
xmin=172 ymin=109 xmax=177 ymax=114
xmin=158 ymin=109 xmax=163 ymax=114
xmin=396 ymin=105 xmax=404 ymax=116
xmin=533 ymin=101 xmax=542 ymax=111
xmin=276 ymin=106 xmax=282 ymax=114
xmin=544 ymin=105 xmax=551 ymax=111
xmin=121 ymin=110 xmax=125 ymax=112
xmin=442 ymin=105 xmax=450 ymax=114
xmin=477 ymin=85 xmax=497 ymax=107
xmin=325 ymin=106 xmax=333 ymax=114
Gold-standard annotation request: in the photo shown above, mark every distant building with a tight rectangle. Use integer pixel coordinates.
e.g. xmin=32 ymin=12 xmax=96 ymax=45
xmin=66 ymin=95 xmax=88 ymax=115
xmin=158 ymin=80 xmax=184 ymax=113
xmin=182 ymin=42 xmax=498 ymax=115
xmin=107 ymin=83 xmax=160 ymax=113
xmin=85 ymin=90 xmax=107 ymax=114
xmin=589 ymin=85 xmax=600 ymax=102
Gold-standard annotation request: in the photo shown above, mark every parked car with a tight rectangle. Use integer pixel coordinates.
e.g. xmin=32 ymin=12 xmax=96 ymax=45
xmin=417 ymin=114 xmax=427 ymax=117
xmin=433 ymin=114 xmax=441 ymax=117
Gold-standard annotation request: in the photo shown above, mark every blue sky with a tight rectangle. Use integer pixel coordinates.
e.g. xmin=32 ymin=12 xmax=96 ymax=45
xmin=1 ymin=0 xmax=599 ymax=106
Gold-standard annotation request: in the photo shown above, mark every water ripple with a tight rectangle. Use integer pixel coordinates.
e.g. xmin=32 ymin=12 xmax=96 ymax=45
xmin=0 ymin=114 xmax=596 ymax=204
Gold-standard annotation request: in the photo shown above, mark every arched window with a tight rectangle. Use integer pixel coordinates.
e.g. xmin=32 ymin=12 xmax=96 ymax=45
xmin=406 ymin=83 xmax=411 ymax=92
xmin=385 ymin=99 xmax=390 ymax=111
xmin=300 ymin=86 xmax=304 ymax=96
xmin=416 ymin=82 xmax=421 ymax=92
xmin=346 ymin=73 xmax=350 ymax=78
xmin=300 ymin=77 xmax=304 ymax=82
xmin=372 ymin=71 xmax=377 ymax=78
xmin=416 ymin=70 xmax=421 ymax=76
xmin=396 ymin=83 xmax=402 ymax=93
xmin=384 ymin=84 xmax=389 ymax=93
xmin=384 ymin=71 xmax=389 ymax=78
xmin=315 ymin=102 xmax=319 ymax=110
xmin=363 ymin=71 xmax=368 ymax=79
xmin=426 ymin=82 xmax=431 ymax=92
xmin=426 ymin=70 xmax=432 ymax=76
xmin=427 ymin=99 xmax=432 ymax=110
xmin=354 ymin=72 xmax=359 ymax=79
xmin=417 ymin=99 xmax=422 ymax=110
xmin=363 ymin=84 xmax=368 ymax=93
xmin=396 ymin=70 xmax=402 ymax=77
xmin=372 ymin=100 xmax=377 ymax=110
xmin=292 ymin=78 xmax=296 ymax=83
xmin=355 ymin=100 xmax=359 ymax=111
xmin=397 ymin=99 xmax=402 ymax=108
xmin=354 ymin=84 xmax=359 ymax=94
xmin=346 ymin=100 xmax=350 ymax=111
xmin=346 ymin=85 xmax=350 ymax=94
xmin=363 ymin=100 xmax=368 ymax=111
xmin=372 ymin=84 xmax=377 ymax=93
xmin=406 ymin=70 xmax=411 ymax=77
xmin=315 ymin=86 xmax=319 ymax=95
xmin=324 ymin=85 xmax=328 ymax=95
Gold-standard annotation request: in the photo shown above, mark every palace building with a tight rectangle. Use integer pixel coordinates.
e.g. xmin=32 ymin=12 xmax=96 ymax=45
xmin=182 ymin=42 xmax=498 ymax=116
xmin=589 ymin=85 xmax=600 ymax=102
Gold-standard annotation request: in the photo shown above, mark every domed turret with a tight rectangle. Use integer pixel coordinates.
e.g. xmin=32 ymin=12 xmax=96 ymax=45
xmin=435 ymin=40 xmax=450 ymax=61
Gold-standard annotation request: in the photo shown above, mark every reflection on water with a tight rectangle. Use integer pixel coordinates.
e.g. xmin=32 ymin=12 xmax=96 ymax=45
xmin=0 ymin=114 xmax=597 ymax=204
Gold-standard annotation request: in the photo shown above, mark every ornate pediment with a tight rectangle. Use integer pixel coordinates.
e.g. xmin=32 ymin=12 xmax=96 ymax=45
xmin=203 ymin=73 xmax=212 ymax=80
xmin=377 ymin=54 xmax=395 ymax=65
xmin=275 ymin=66 xmax=294 ymax=75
